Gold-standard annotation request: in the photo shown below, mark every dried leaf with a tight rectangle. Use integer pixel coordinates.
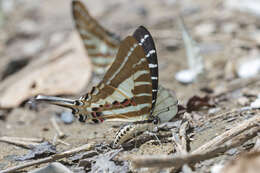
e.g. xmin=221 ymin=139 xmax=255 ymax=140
xmin=0 ymin=32 xmax=92 ymax=108
xmin=186 ymin=95 xmax=214 ymax=112
xmin=222 ymin=151 xmax=260 ymax=173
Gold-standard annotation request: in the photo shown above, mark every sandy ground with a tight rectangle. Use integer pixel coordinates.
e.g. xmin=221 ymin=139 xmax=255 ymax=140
xmin=0 ymin=0 xmax=260 ymax=172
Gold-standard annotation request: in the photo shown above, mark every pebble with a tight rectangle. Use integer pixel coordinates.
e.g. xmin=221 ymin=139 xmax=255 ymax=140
xmin=194 ymin=22 xmax=216 ymax=37
xmin=225 ymin=0 xmax=260 ymax=16
xmin=175 ymin=69 xmax=197 ymax=84
xmin=237 ymin=57 xmax=260 ymax=78
xmin=208 ymin=107 xmax=221 ymax=115
xmin=237 ymin=97 xmax=250 ymax=106
xmin=250 ymin=98 xmax=260 ymax=108
xmin=60 ymin=111 xmax=74 ymax=124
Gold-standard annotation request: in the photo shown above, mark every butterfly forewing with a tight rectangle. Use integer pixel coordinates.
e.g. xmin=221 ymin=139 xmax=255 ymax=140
xmin=82 ymin=36 xmax=153 ymax=122
xmin=72 ymin=0 xmax=120 ymax=74
xmin=133 ymin=26 xmax=158 ymax=112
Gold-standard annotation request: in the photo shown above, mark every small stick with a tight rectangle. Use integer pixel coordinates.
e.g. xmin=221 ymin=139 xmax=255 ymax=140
xmin=127 ymin=126 xmax=259 ymax=168
xmin=214 ymin=74 xmax=260 ymax=96
xmin=51 ymin=117 xmax=65 ymax=139
xmin=57 ymin=139 xmax=70 ymax=146
xmin=169 ymin=121 xmax=191 ymax=172
xmin=0 ymin=137 xmax=39 ymax=149
xmin=0 ymin=136 xmax=43 ymax=143
xmin=179 ymin=121 xmax=189 ymax=154
xmin=121 ymin=132 xmax=173 ymax=150
xmin=208 ymin=107 xmax=253 ymax=123
xmin=193 ymin=115 xmax=260 ymax=154
xmin=0 ymin=143 xmax=95 ymax=173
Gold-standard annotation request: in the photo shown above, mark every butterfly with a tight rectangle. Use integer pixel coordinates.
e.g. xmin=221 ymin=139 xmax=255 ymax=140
xmin=72 ymin=0 xmax=120 ymax=75
xmin=34 ymin=26 xmax=178 ymax=146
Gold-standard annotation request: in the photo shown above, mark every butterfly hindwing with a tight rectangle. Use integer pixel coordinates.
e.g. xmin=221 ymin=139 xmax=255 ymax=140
xmin=72 ymin=0 xmax=120 ymax=74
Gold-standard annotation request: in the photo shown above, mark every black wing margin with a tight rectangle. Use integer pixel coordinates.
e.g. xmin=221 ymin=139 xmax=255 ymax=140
xmin=133 ymin=26 xmax=158 ymax=113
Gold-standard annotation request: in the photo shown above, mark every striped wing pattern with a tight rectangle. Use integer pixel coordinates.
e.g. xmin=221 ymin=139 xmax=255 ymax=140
xmin=72 ymin=0 xmax=120 ymax=74
xmin=34 ymin=26 xmax=178 ymax=146
xmin=78 ymin=29 xmax=157 ymax=122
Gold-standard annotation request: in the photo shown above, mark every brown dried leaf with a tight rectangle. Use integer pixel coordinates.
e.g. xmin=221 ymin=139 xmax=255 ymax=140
xmin=0 ymin=32 xmax=92 ymax=108
xmin=222 ymin=151 xmax=260 ymax=173
xmin=186 ymin=95 xmax=214 ymax=112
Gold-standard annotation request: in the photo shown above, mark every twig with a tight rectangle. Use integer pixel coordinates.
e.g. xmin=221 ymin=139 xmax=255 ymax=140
xmin=0 ymin=137 xmax=40 ymax=149
xmin=126 ymin=115 xmax=260 ymax=168
xmin=0 ymin=136 xmax=43 ymax=143
xmin=121 ymin=132 xmax=172 ymax=150
xmin=57 ymin=139 xmax=70 ymax=146
xmin=193 ymin=115 xmax=260 ymax=154
xmin=214 ymin=74 xmax=260 ymax=96
xmin=127 ymin=126 xmax=259 ymax=168
xmin=0 ymin=143 xmax=94 ymax=173
xmin=169 ymin=121 xmax=191 ymax=173
xmin=179 ymin=121 xmax=189 ymax=154
xmin=207 ymin=107 xmax=253 ymax=123
xmin=51 ymin=117 xmax=65 ymax=139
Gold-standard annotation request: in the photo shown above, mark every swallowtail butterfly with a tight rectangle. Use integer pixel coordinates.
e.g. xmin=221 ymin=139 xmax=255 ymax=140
xmin=72 ymin=0 xmax=120 ymax=75
xmin=34 ymin=26 xmax=178 ymax=146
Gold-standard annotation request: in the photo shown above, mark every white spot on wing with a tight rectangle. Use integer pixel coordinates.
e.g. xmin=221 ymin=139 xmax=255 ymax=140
xmin=149 ymin=64 xmax=157 ymax=68
xmin=146 ymin=50 xmax=156 ymax=58
xmin=138 ymin=34 xmax=149 ymax=46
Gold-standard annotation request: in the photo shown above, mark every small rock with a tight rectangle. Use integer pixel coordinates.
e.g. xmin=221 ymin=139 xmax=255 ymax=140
xmin=194 ymin=22 xmax=216 ymax=37
xmin=250 ymin=98 xmax=260 ymax=108
xmin=237 ymin=97 xmax=250 ymax=106
xmin=225 ymin=0 xmax=260 ymax=16
xmin=60 ymin=111 xmax=74 ymax=124
xmin=175 ymin=69 xmax=196 ymax=84
xmin=29 ymin=162 xmax=73 ymax=173
xmin=237 ymin=57 xmax=260 ymax=78
xmin=208 ymin=107 xmax=221 ymax=115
